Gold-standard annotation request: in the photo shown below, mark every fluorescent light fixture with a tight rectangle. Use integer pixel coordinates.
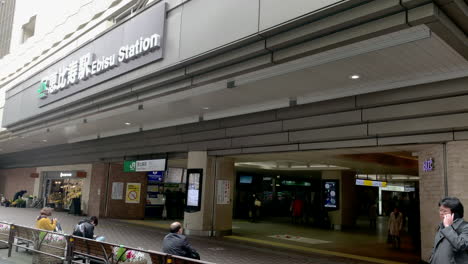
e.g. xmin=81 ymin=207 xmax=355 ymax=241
xmin=350 ymin=74 xmax=360 ymax=79
xmin=356 ymin=179 xmax=387 ymax=187
xmin=202 ymin=107 xmax=210 ymax=110
xmin=42 ymin=139 xmax=47 ymax=142
xmin=125 ymin=122 xmax=131 ymax=125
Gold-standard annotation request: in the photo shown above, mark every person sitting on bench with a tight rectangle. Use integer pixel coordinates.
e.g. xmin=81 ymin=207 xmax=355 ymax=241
xmin=73 ymin=216 xmax=101 ymax=240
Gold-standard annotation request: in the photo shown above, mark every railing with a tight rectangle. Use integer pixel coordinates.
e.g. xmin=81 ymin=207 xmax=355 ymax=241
xmin=0 ymin=222 xmax=215 ymax=264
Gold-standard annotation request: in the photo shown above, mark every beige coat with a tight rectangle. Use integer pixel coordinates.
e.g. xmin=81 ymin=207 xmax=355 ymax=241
xmin=388 ymin=211 xmax=404 ymax=236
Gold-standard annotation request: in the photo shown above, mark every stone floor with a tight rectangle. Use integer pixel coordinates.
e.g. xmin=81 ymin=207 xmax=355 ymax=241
xmin=0 ymin=207 xmax=417 ymax=264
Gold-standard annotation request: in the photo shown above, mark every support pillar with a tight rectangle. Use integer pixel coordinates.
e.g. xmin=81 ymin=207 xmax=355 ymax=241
xmin=184 ymin=151 xmax=235 ymax=236
xmin=322 ymin=170 xmax=356 ymax=230
xmin=418 ymin=142 xmax=468 ymax=262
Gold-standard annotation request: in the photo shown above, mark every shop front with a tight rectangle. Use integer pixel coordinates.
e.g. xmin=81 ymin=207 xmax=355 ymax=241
xmin=41 ymin=171 xmax=85 ymax=213
xmin=33 ymin=164 xmax=93 ymax=215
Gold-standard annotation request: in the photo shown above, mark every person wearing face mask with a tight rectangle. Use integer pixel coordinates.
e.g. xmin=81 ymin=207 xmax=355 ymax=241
xmin=429 ymin=197 xmax=468 ymax=264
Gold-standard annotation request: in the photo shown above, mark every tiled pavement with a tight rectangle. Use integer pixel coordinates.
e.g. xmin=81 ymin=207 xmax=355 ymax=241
xmin=0 ymin=207 xmax=382 ymax=264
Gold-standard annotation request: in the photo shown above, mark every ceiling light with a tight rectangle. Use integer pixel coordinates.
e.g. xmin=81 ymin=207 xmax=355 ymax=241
xmin=42 ymin=139 xmax=47 ymax=142
xmin=125 ymin=122 xmax=131 ymax=126
xmin=202 ymin=107 xmax=210 ymax=110
xmin=350 ymin=74 xmax=360 ymax=80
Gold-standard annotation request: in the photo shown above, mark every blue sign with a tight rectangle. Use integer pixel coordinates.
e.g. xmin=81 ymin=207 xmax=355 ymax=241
xmin=423 ymin=158 xmax=434 ymax=172
xmin=147 ymin=171 xmax=164 ymax=184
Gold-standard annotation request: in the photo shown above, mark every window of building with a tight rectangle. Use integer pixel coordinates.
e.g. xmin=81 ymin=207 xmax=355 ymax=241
xmin=21 ymin=15 xmax=36 ymax=44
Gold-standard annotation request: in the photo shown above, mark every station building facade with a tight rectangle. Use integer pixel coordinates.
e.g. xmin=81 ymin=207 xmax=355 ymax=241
xmin=0 ymin=0 xmax=468 ymax=262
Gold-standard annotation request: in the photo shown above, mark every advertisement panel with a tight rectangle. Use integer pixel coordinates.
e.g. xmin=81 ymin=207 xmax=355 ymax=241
xmin=185 ymin=169 xmax=203 ymax=212
xmin=323 ymin=180 xmax=339 ymax=210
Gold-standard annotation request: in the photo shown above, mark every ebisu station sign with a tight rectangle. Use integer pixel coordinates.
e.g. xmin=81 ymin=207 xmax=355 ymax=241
xmin=35 ymin=2 xmax=167 ymax=107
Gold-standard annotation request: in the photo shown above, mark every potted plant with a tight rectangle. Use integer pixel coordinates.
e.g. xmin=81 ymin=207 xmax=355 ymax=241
xmin=12 ymin=198 xmax=26 ymax=208
xmin=113 ymin=246 xmax=148 ymax=264
xmin=0 ymin=224 xmax=10 ymax=248
xmin=0 ymin=223 xmax=10 ymax=235
xmin=33 ymin=233 xmax=66 ymax=264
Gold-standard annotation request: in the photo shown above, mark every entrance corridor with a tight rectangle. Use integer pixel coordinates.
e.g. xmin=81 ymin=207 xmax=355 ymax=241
xmin=0 ymin=207 xmax=379 ymax=264
xmin=123 ymin=216 xmax=419 ymax=264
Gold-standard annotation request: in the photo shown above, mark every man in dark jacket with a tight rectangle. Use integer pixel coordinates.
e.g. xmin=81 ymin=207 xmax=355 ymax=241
xmin=162 ymin=222 xmax=199 ymax=259
xmin=430 ymin=197 xmax=468 ymax=264
xmin=73 ymin=216 xmax=98 ymax=239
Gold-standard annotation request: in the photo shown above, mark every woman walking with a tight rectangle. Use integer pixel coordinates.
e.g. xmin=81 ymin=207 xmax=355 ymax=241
xmin=388 ymin=207 xmax=404 ymax=249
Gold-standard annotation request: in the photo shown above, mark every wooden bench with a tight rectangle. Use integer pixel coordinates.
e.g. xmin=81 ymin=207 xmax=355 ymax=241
xmin=167 ymin=254 xmax=216 ymax=264
xmin=7 ymin=225 xmax=67 ymax=263
xmin=11 ymin=225 xmax=37 ymax=253
xmin=71 ymin=236 xmax=114 ymax=264
xmin=149 ymin=251 xmax=167 ymax=264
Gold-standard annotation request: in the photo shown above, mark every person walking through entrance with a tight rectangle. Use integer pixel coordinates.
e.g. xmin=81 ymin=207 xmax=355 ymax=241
xmin=369 ymin=203 xmax=378 ymax=229
xmin=388 ymin=207 xmax=403 ymax=249
xmin=248 ymin=194 xmax=261 ymax=222
xmin=162 ymin=222 xmax=200 ymax=259
xmin=429 ymin=197 xmax=468 ymax=264
xmin=291 ymin=197 xmax=304 ymax=224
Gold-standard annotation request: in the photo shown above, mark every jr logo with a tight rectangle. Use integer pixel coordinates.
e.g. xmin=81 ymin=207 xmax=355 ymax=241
xmin=423 ymin=158 xmax=434 ymax=172
xmin=130 ymin=161 xmax=136 ymax=171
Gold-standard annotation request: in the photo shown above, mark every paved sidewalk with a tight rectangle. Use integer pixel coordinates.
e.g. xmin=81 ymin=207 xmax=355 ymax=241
xmin=0 ymin=207 xmax=380 ymax=264
xmin=0 ymin=247 xmax=32 ymax=264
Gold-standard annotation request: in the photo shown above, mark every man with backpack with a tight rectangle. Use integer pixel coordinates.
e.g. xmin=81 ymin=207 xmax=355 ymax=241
xmin=73 ymin=216 xmax=99 ymax=239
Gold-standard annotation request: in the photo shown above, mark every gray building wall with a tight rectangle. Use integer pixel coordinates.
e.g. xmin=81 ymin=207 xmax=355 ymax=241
xmin=1 ymin=76 xmax=468 ymax=168
xmin=0 ymin=0 xmax=15 ymax=59
xmin=5 ymin=0 xmax=464 ymax=129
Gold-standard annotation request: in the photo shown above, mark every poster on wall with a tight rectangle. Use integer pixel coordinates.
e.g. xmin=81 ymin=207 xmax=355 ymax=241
xmin=323 ymin=180 xmax=339 ymax=210
xmin=217 ymin=180 xmax=231 ymax=205
xmin=111 ymin=182 xmax=124 ymax=200
xmin=125 ymin=183 xmax=141 ymax=204
xmin=185 ymin=169 xmax=203 ymax=212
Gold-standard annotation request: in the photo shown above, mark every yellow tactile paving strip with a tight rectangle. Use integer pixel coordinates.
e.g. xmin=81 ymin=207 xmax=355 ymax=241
xmin=120 ymin=219 xmax=169 ymax=229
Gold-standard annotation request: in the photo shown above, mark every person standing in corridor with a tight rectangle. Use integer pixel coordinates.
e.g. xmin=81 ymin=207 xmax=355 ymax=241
xmin=430 ymin=197 xmax=468 ymax=264
xmin=388 ymin=207 xmax=404 ymax=249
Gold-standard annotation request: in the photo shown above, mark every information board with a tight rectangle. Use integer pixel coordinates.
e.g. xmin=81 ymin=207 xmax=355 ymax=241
xmin=185 ymin=169 xmax=203 ymax=212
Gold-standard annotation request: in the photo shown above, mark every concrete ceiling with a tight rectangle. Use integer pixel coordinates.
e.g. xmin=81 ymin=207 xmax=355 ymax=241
xmin=229 ymin=144 xmax=428 ymax=176
xmin=0 ymin=25 xmax=467 ymax=155
xmin=168 ymin=144 xmax=429 ymax=177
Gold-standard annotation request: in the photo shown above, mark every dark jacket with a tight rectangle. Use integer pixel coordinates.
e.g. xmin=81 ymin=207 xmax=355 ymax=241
xmin=430 ymin=218 xmax=468 ymax=264
xmin=72 ymin=219 xmax=95 ymax=239
xmin=162 ymin=233 xmax=198 ymax=258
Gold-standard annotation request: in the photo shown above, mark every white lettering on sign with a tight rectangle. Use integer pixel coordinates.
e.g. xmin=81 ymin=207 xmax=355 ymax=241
xmin=60 ymin=172 xmax=73 ymax=177
xmin=118 ymin=34 xmax=160 ymax=63
xmin=135 ymin=159 xmax=165 ymax=172
xmin=39 ymin=33 xmax=160 ymax=99
xmin=423 ymin=158 xmax=434 ymax=172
